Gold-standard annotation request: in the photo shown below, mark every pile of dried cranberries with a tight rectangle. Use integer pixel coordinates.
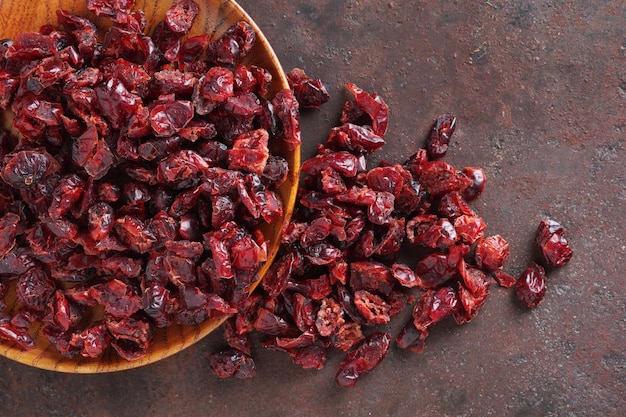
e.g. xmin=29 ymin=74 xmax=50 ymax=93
xmin=207 ymin=70 xmax=573 ymax=386
xmin=0 ymin=0 xmax=299 ymax=360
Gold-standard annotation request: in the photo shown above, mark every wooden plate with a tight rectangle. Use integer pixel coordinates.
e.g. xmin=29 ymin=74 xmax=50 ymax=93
xmin=0 ymin=0 xmax=299 ymax=373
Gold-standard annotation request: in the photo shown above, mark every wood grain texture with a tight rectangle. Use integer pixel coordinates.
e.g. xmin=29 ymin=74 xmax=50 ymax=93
xmin=0 ymin=0 xmax=298 ymax=373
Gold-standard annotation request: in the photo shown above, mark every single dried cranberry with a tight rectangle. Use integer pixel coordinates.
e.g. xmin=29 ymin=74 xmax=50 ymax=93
xmin=515 ymin=263 xmax=547 ymax=308
xmin=345 ymin=83 xmax=389 ymax=137
xmin=287 ymin=68 xmax=330 ymax=109
xmin=353 ymin=290 xmax=390 ymax=325
xmin=413 ymin=287 xmax=459 ymax=331
xmin=315 ymin=297 xmax=345 ymax=337
xmin=331 ymin=322 xmax=364 ymax=351
xmin=474 ymin=235 xmax=510 ymax=271
xmin=69 ymin=322 xmax=111 ymax=358
xmin=461 ymin=167 xmax=486 ymax=201
xmin=418 ymin=160 xmax=460 ymax=197
xmin=454 ymin=214 xmax=486 ymax=245
xmin=493 ymin=269 xmax=517 ymax=288
xmin=391 ymin=263 xmax=419 ymax=288
xmin=209 ymin=348 xmax=257 ymax=379
xmin=291 ymin=293 xmax=316 ymax=332
xmin=291 ymin=343 xmax=328 ymax=370
xmin=366 ymin=166 xmax=404 ymax=197
xmin=16 ymin=268 xmax=56 ymax=312
xmin=534 ymin=219 xmax=573 ymax=267
xmin=149 ymin=100 xmax=194 ymax=137
xmin=335 ymin=332 xmax=390 ymax=387
xmin=165 ymin=0 xmax=199 ymax=34
xmin=426 ymin=114 xmax=456 ymax=159
xmin=272 ymin=88 xmax=301 ymax=151
xmin=48 ymin=174 xmax=84 ymax=219
xmin=207 ymin=21 xmax=256 ymax=67
xmin=1 ymin=150 xmax=60 ymax=189
xmin=227 ymin=129 xmax=269 ymax=175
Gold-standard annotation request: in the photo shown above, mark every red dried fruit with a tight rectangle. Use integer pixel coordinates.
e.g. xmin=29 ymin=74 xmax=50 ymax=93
xmin=335 ymin=332 xmax=390 ymax=387
xmin=315 ymin=297 xmax=345 ymax=337
xmin=1 ymin=150 xmax=60 ymax=189
xmin=207 ymin=21 xmax=256 ymax=67
xmin=157 ymin=149 xmax=209 ymax=189
xmin=406 ymin=214 xmax=458 ymax=249
xmin=418 ymin=160 xmax=461 ymax=197
xmin=164 ymin=0 xmax=199 ymax=34
xmin=0 ymin=1 xmax=291 ymax=365
xmin=426 ymin=114 xmax=456 ymax=159
xmin=227 ymin=128 xmax=270 ymax=175
xmin=515 ymin=263 xmax=547 ymax=308
xmin=0 ymin=212 xmax=19 ymax=258
xmin=453 ymin=214 xmax=486 ymax=245
xmin=353 ymin=290 xmax=390 ymax=325
xmin=534 ymin=219 xmax=573 ymax=267
xmin=0 ymin=318 xmax=35 ymax=350
xmin=413 ymin=245 xmax=468 ymax=289
xmin=345 ymin=83 xmax=389 ymax=137
xmin=16 ymin=268 xmax=55 ymax=312
xmin=326 ymin=123 xmax=385 ymax=155
xmin=272 ymin=88 xmax=301 ymax=151
xmin=391 ymin=263 xmax=419 ymax=288
xmin=331 ymin=322 xmax=364 ymax=351
xmin=287 ymin=68 xmax=330 ymax=109
xmin=474 ymin=235 xmax=510 ymax=271
xmin=413 ymin=287 xmax=459 ymax=331
xmin=493 ymin=269 xmax=517 ymax=288
xmin=461 ymin=167 xmax=486 ymax=201
xmin=209 ymin=348 xmax=257 ymax=379
xmin=149 ymin=100 xmax=194 ymax=137
xmin=70 ymin=322 xmax=111 ymax=358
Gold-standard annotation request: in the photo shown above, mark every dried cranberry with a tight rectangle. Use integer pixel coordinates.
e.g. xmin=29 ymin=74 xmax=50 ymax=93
xmin=165 ymin=0 xmax=199 ymax=34
xmin=207 ymin=21 xmax=256 ymax=67
xmin=209 ymin=348 xmax=257 ymax=379
xmin=474 ymin=235 xmax=510 ymax=271
xmin=287 ymin=68 xmax=330 ymax=109
xmin=461 ymin=167 xmax=486 ymax=201
xmin=2 ymin=150 xmax=60 ymax=189
xmin=515 ymin=263 xmax=547 ymax=308
xmin=16 ymin=268 xmax=56 ymax=312
xmin=315 ymin=297 xmax=345 ymax=337
xmin=335 ymin=332 xmax=390 ymax=387
xmin=0 ymin=314 xmax=35 ymax=350
xmin=0 ymin=212 xmax=20 ymax=258
xmin=272 ymin=88 xmax=301 ymax=151
xmin=534 ymin=219 xmax=573 ymax=267
xmin=345 ymin=83 xmax=389 ymax=137
xmin=426 ymin=114 xmax=456 ymax=159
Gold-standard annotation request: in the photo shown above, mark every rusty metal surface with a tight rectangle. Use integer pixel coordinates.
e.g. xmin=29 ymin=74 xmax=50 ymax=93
xmin=1 ymin=1 xmax=624 ymax=416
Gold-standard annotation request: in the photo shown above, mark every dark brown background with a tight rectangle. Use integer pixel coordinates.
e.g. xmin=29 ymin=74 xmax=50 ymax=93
xmin=1 ymin=1 xmax=624 ymax=416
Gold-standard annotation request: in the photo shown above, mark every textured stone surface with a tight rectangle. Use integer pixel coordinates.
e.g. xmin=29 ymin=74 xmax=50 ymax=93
xmin=1 ymin=1 xmax=624 ymax=416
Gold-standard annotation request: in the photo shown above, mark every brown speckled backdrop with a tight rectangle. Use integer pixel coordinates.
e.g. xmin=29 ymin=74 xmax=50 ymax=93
xmin=1 ymin=1 xmax=624 ymax=416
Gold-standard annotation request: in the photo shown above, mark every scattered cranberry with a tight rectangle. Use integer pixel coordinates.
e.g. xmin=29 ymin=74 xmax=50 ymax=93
xmin=426 ymin=114 xmax=456 ymax=159
xmin=335 ymin=332 xmax=390 ymax=387
xmin=208 ymin=348 xmax=257 ymax=379
xmin=287 ymin=68 xmax=330 ymax=109
xmin=515 ymin=263 xmax=547 ymax=308
xmin=208 ymin=74 xmax=572 ymax=386
xmin=535 ymin=219 xmax=573 ymax=267
xmin=474 ymin=235 xmax=510 ymax=271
